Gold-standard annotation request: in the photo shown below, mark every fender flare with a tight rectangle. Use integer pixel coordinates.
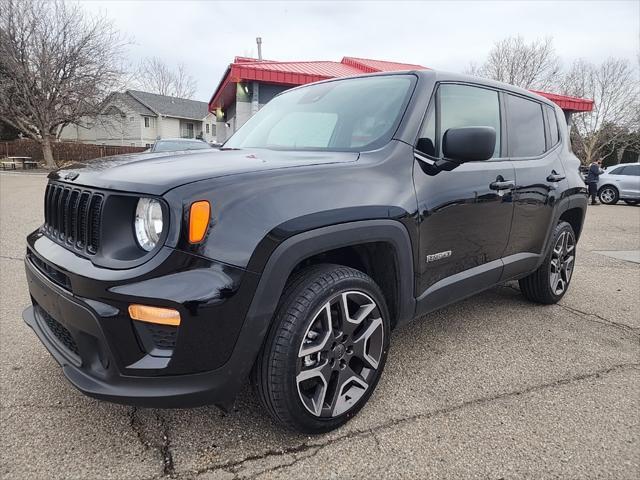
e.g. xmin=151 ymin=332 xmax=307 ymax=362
xmin=536 ymin=192 xmax=586 ymax=270
xmin=219 ymin=219 xmax=416 ymax=394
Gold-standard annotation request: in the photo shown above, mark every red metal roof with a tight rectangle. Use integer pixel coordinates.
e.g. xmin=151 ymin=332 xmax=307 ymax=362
xmin=209 ymin=56 xmax=593 ymax=114
xmin=342 ymin=56 xmax=429 ymax=73
xmin=530 ymin=90 xmax=594 ymax=112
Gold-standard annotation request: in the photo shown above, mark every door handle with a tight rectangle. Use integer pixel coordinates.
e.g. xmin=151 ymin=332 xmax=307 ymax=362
xmin=546 ymin=172 xmax=566 ymax=182
xmin=490 ymin=180 xmax=515 ymax=190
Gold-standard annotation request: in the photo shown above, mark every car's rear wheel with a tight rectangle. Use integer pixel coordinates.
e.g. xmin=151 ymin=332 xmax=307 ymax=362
xmin=253 ymin=264 xmax=390 ymax=434
xmin=623 ymin=199 xmax=639 ymax=206
xmin=519 ymin=221 xmax=576 ymax=304
xmin=598 ymin=186 xmax=619 ymax=204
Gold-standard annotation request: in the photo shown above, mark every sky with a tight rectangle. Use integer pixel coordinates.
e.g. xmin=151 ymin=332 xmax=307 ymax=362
xmin=78 ymin=0 xmax=639 ymax=102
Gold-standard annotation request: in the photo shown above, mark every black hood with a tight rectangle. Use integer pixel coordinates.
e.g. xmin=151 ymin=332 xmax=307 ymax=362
xmin=49 ymin=149 xmax=359 ymax=195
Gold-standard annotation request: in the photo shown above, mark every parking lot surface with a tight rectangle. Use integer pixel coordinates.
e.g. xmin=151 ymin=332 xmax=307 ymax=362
xmin=1 ymin=172 xmax=638 ymax=479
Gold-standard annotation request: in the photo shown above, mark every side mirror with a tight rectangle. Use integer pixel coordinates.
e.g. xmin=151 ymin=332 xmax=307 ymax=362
xmin=442 ymin=126 xmax=496 ymax=163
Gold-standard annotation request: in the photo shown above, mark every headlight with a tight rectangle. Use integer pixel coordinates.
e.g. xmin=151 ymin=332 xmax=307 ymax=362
xmin=135 ymin=198 xmax=163 ymax=251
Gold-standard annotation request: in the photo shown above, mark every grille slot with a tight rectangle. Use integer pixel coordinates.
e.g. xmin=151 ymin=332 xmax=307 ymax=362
xmin=43 ymin=183 xmax=103 ymax=255
xmin=28 ymin=253 xmax=72 ymax=290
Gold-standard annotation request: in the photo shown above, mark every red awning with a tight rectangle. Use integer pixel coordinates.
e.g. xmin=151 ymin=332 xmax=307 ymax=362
xmin=530 ymin=90 xmax=594 ymax=112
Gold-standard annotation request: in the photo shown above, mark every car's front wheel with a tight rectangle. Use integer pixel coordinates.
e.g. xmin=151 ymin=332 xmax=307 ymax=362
xmin=253 ymin=264 xmax=390 ymax=433
xmin=598 ymin=185 xmax=619 ymax=204
xmin=519 ymin=221 xmax=576 ymax=304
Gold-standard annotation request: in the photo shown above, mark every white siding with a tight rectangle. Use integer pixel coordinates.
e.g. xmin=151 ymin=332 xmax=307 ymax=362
xmin=59 ymin=98 xmax=154 ymax=147
xmin=202 ymin=112 xmax=217 ymax=142
xmin=157 ymin=117 xmax=180 ymax=138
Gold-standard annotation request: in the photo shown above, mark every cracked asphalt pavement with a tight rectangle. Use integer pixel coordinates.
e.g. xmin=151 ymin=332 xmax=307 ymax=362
xmin=1 ymin=172 xmax=639 ymax=479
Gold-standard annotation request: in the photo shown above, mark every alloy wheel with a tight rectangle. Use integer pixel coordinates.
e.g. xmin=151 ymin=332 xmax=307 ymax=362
xmin=549 ymin=230 xmax=575 ymax=295
xmin=296 ymin=291 xmax=384 ymax=417
xmin=600 ymin=187 xmax=616 ymax=204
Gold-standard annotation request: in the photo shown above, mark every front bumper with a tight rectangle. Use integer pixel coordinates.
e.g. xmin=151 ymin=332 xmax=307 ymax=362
xmin=23 ymin=234 xmax=261 ymax=408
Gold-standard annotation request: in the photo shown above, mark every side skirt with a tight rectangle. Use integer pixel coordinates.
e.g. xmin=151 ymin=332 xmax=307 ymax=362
xmin=413 ymin=252 xmax=541 ymax=318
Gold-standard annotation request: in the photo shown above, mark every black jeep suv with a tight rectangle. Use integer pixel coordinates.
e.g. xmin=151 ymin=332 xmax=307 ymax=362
xmin=23 ymin=70 xmax=587 ymax=433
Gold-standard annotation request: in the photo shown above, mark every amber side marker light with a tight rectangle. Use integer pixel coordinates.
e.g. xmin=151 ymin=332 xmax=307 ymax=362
xmin=128 ymin=305 xmax=181 ymax=326
xmin=189 ymin=200 xmax=211 ymax=243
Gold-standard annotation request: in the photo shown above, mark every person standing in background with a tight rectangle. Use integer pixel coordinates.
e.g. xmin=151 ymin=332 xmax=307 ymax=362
xmin=585 ymin=159 xmax=604 ymax=205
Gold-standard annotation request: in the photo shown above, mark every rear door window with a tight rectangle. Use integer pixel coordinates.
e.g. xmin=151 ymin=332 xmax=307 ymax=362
xmin=617 ymin=165 xmax=640 ymax=176
xmin=506 ymin=94 xmax=546 ymax=157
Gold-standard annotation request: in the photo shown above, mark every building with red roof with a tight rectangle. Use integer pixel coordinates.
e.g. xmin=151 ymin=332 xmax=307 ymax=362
xmin=209 ymin=56 xmax=593 ymax=142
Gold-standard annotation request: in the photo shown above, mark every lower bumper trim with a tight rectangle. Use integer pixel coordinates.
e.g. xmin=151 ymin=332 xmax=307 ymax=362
xmin=23 ymin=306 xmax=240 ymax=410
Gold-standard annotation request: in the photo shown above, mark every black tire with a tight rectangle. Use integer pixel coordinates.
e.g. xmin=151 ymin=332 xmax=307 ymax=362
xmin=252 ymin=264 xmax=390 ymax=434
xmin=623 ymin=199 xmax=639 ymax=206
xmin=519 ymin=221 xmax=576 ymax=304
xmin=598 ymin=185 xmax=619 ymax=204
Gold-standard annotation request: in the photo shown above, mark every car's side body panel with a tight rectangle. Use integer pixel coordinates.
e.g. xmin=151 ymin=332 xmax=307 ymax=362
xmin=598 ymin=163 xmax=640 ymax=201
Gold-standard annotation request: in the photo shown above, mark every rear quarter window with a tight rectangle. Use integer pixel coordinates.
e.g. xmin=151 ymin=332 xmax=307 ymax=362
xmin=545 ymin=105 xmax=560 ymax=146
xmin=506 ymin=94 xmax=546 ymax=157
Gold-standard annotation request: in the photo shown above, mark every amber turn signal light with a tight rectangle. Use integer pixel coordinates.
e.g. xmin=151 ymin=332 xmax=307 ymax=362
xmin=189 ymin=200 xmax=210 ymax=243
xmin=128 ymin=304 xmax=181 ymax=326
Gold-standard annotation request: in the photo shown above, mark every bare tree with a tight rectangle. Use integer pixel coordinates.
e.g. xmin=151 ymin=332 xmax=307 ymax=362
xmin=135 ymin=57 xmax=197 ymax=99
xmin=467 ymin=36 xmax=561 ymax=90
xmin=560 ymin=57 xmax=639 ymax=164
xmin=0 ymin=0 xmax=127 ymax=168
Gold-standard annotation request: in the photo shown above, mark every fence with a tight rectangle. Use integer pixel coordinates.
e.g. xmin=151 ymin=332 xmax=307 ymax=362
xmin=1 ymin=139 xmax=146 ymax=165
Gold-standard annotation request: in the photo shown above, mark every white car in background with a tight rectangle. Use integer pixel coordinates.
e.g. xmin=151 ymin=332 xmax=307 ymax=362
xmin=597 ymin=162 xmax=640 ymax=205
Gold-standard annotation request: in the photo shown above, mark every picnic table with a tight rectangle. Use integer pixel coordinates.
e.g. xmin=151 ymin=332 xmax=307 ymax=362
xmin=1 ymin=156 xmax=39 ymax=170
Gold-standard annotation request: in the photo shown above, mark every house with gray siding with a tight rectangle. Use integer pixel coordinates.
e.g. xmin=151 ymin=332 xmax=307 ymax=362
xmin=61 ymin=90 xmax=217 ymax=147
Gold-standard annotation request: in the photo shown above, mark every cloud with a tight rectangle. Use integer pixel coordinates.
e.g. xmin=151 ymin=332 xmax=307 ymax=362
xmin=78 ymin=0 xmax=640 ymax=101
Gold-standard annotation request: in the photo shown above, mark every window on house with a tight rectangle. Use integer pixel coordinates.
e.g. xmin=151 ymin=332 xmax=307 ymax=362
xmin=506 ymin=94 xmax=546 ymax=157
xmin=144 ymin=117 xmax=150 ymax=128
xmin=206 ymin=124 xmax=210 ymax=134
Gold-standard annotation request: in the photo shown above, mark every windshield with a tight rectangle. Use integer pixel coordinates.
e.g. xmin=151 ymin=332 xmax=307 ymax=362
xmin=224 ymin=75 xmax=415 ymax=152
xmin=153 ymin=140 xmax=211 ymax=152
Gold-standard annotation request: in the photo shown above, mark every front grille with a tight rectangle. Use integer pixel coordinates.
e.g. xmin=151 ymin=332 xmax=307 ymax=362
xmin=39 ymin=307 xmax=80 ymax=357
xmin=43 ymin=183 xmax=103 ymax=254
